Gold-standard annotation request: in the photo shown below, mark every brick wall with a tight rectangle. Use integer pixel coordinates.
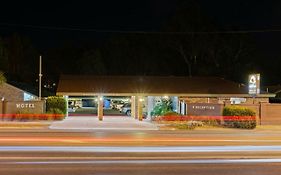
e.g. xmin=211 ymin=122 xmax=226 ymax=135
xmin=181 ymin=97 xmax=220 ymax=104
xmin=0 ymin=102 xmax=2 ymax=114
xmin=2 ymin=101 xmax=45 ymax=114
xmin=181 ymin=99 xmax=281 ymax=125
xmin=0 ymin=83 xmax=24 ymax=101
xmin=244 ymin=97 xmax=269 ymax=104
xmin=180 ymin=97 xmax=268 ymax=104
xmin=260 ymin=103 xmax=281 ymax=125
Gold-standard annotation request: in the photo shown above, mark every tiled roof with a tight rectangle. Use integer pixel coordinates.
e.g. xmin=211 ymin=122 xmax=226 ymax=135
xmin=56 ymin=75 xmax=274 ymax=97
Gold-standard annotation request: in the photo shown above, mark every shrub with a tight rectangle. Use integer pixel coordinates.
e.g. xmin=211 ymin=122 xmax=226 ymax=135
xmin=163 ymin=111 xmax=182 ymax=116
xmin=46 ymin=108 xmax=65 ymax=120
xmin=187 ymin=121 xmax=204 ymax=128
xmin=46 ymin=96 xmax=67 ymax=114
xmin=223 ymin=105 xmax=256 ymax=129
xmin=172 ymin=121 xmax=204 ymax=130
xmin=202 ymin=119 xmax=220 ymax=127
xmin=152 ymin=111 xmax=182 ymax=121
xmin=150 ymin=98 xmax=173 ymax=117
xmin=15 ymin=109 xmax=33 ymax=121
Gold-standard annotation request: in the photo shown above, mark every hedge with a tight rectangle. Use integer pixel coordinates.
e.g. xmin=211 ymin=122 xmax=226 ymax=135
xmin=46 ymin=96 xmax=67 ymax=114
xmin=46 ymin=108 xmax=65 ymax=120
xmin=223 ymin=105 xmax=256 ymax=129
xmin=153 ymin=112 xmax=220 ymax=127
xmin=1 ymin=113 xmax=65 ymax=121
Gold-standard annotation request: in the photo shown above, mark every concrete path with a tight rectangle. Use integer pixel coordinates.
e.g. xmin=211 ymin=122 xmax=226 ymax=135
xmin=49 ymin=116 xmax=158 ymax=130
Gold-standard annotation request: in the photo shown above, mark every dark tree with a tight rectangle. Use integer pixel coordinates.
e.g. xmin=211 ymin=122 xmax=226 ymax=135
xmin=0 ymin=37 xmax=8 ymax=72
xmin=78 ymin=49 xmax=106 ymax=75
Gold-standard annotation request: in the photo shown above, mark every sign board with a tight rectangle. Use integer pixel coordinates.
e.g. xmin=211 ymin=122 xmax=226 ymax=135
xmin=248 ymin=74 xmax=260 ymax=95
xmin=3 ymin=101 xmax=45 ymax=114
xmin=186 ymin=103 xmax=223 ymax=116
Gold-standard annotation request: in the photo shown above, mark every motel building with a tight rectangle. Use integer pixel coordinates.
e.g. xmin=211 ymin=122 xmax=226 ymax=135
xmin=56 ymin=75 xmax=274 ymax=122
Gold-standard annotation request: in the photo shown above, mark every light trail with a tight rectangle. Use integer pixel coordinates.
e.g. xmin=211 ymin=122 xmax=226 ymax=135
xmin=3 ymin=159 xmax=281 ymax=164
xmin=1 ymin=146 xmax=281 ymax=152
xmin=1 ymin=137 xmax=281 ymax=143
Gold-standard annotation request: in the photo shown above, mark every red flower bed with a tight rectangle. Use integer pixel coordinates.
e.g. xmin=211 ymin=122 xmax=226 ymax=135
xmin=155 ymin=115 xmax=255 ymax=121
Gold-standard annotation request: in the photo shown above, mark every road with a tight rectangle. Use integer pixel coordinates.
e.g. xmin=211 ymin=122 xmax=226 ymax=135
xmin=0 ymin=129 xmax=281 ymax=174
xmin=0 ymin=129 xmax=281 ymax=146
xmin=1 ymin=146 xmax=281 ymax=175
xmin=1 ymin=161 xmax=281 ymax=175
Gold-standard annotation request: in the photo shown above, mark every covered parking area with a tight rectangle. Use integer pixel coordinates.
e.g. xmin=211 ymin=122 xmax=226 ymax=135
xmin=56 ymin=75 xmax=273 ymax=122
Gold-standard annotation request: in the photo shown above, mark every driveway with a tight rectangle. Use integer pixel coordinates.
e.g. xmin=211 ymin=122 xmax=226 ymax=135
xmin=49 ymin=116 xmax=158 ymax=130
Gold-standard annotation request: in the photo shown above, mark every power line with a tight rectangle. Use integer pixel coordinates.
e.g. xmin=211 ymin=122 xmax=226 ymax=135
xmin=0 ymin=22 xmax=281 ymax=34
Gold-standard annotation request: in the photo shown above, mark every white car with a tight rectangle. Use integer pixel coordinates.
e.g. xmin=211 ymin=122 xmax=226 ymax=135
xmin=120 ymin=103 xmax=131 ymax=115
xmin=68 ymin=105 xmax=76 ymax=112
xmin=111 ymin=100 xmax=125 ymax=110
xmin=120 ymin=103 xmax=147 ymax=119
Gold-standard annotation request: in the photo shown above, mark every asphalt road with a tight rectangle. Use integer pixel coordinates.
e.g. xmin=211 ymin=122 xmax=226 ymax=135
xmin=1 ymin=149 xmax=281 ymax=175
xmin=0 ymin=130 xmax=281 ymax=174
xmin=1 ymin=161 xmax=281 ymax=175
xmin=0 ymin=162 xmax=280 ymax=175
xmin=0 ymin=129 xmax=281 ymax=146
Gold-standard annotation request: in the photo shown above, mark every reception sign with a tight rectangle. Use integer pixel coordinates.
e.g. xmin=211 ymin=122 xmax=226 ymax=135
xmin=186 ymin=103 xmax=223 ymax=116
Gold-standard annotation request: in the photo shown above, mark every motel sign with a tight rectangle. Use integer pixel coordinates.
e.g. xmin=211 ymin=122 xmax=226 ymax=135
xmin=248 ymin=74 xmax=260 ymax=95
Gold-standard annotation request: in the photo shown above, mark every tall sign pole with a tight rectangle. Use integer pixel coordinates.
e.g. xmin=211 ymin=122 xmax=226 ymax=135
xmin=39 ymin=55 xmax=42 ymax=101
xmin=248 ymin=73 xmax=261 ymax=124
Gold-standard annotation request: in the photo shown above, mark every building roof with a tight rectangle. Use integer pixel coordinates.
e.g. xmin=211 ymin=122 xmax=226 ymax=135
xmin=264 ymin=85 xmax=281 ymax=94
xmin=56 ymin=75 xmax=275 ymax=97
xmin=0 ymin=82 xmax=38 ymax=101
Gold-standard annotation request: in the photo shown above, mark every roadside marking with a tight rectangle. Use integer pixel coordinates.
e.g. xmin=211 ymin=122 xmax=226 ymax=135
xmin=1 ymin=137 xmax=281 ymax=143
xmin=2 ymin=146 xmax=281 ymax=152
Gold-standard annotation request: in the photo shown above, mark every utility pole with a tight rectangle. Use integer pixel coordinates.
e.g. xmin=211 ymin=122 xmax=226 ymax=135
xmin=39 ymin=55 xmax=42 ymax=101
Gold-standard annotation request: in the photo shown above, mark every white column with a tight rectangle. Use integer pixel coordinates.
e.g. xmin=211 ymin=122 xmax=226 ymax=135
xmin=181 ymin=101 xmax=186 ymax=115
xmin=171 ymin=96 xmax=179 ymax=112
xmin=64 ymin=95 xmax=69 ymax=118
xmin=147 ymin=96 xmax=154 ymax=121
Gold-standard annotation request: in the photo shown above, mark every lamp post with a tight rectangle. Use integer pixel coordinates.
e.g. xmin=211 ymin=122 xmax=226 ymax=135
xmin=39 ymin=55 xmax=43 ymax=101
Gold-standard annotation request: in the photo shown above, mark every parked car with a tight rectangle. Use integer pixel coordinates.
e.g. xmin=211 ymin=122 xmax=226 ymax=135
xmin=120 ymin=103 xmax=131 ymax=115
xmin=120 ymin=103 xmax=147 ymax=119
xmin=111 ymin=100 xmax=125 ymax=110
xmin=68 ymin=104 xmax=77 ymax=112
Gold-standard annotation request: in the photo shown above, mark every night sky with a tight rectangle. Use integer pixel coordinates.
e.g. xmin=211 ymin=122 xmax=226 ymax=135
xmin=0 ymin=0 xmax=281 ymax=86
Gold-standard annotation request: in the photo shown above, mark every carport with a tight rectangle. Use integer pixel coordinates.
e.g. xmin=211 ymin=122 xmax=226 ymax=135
xmin=56 ymin=75 xmax=273 ymax=122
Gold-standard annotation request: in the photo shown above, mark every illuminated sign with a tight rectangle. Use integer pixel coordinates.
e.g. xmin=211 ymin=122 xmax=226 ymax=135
xmin=192 ymin=105 xmax=215 ymax=110
xmin=248 ymin=74 xmax=260 ymax=95
xmin=16 ymin=103 xmax=35 ymax=109
xmin=187 ymin=103 xmax=222 ymax=116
